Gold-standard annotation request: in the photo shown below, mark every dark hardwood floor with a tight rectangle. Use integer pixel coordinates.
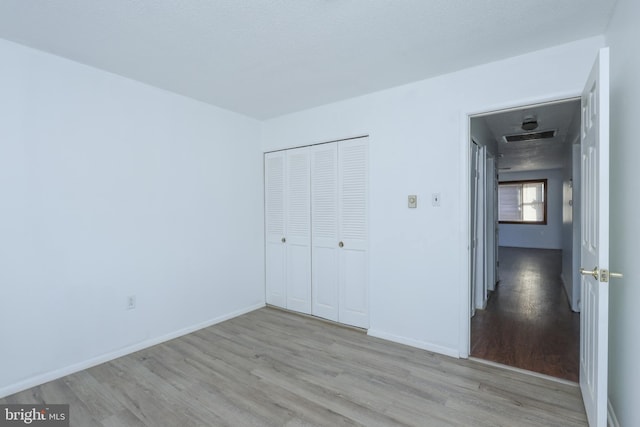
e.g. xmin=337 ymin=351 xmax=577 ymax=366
xmin=471 ymin=246 xmax=580 ymax=382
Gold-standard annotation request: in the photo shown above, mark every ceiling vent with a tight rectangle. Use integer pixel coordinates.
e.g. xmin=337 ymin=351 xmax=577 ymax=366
xmin=521 ymin=115 xmax=539 ymax=131
xmin=503 ymin=130 xmax=557 ymax=143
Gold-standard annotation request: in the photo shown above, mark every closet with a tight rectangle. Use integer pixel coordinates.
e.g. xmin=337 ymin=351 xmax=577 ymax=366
xmin=264 ymin=137 xmax=369 ymax=329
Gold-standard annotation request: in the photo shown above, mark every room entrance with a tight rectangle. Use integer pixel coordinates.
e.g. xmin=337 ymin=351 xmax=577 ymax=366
xmin=468 ymin=98 xmax=582 ymax=381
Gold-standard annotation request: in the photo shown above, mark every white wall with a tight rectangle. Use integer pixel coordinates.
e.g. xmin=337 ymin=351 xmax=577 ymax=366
xmin=498 ymin=169 xmax=563 ymax=249
xmin=262 ymin=37 xmax=604 ymax=356
xmin=0 ymin=39 xmax=265 ymax=397
xmin=605 ymin=0 xmax=640 ymax=425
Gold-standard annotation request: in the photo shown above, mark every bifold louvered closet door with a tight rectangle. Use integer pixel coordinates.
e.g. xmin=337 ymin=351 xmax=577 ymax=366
xmin=265 ymin=137 xmax=368 ymax=329
xmin=264 ymin=147 xmax=312 ymax=314
xmin=336 ymin=138 xmax=369 ymax=328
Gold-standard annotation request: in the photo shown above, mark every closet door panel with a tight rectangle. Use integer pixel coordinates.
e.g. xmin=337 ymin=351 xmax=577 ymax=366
xmin=265 ymin=137 xmax=368 ymax=327
xmin=285 ymin=147 xmax=312 ymax=314
xmin=342 ymin=249 xmax=368 ymax=320
xmin=311 ymin=143 xmax=339 ymax=321
xmin=338 ymin=138 xmax=369 ymax=328
xmin=264 ymin=152 xmax=286 ymax=308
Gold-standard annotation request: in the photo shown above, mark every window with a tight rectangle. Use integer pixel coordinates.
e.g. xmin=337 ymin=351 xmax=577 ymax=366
xmin=498 ymin=179 xmax=547 ymax=224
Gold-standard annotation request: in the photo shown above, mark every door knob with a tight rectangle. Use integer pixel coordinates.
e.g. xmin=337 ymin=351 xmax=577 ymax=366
xmin=281 ymin=237 xmax=286 ymax=243
xmin=338 ymin=241 xmax=344 ymax=248
xmin=579 ymin=267 xmax=599 ymax=279
xmin=580 ymin=267 xmax=624 ymax=282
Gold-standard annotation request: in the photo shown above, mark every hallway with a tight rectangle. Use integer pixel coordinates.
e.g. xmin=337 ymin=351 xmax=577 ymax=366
xmin=470 ymin=247 xmax=580 ymax=382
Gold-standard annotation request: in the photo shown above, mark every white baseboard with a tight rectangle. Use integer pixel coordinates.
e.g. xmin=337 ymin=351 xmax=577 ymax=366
xmin=0 ymin=302 xmax=265 ymax=399
xmin=608 ymin=398 xmax=621 ymax=427
xmin=559 ymin=273 xmax=578 ymax=312
xmin=367 ymin=329 xmax=459 ymax=358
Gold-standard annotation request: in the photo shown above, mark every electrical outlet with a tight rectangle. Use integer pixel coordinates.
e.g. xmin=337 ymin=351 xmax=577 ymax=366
xmin=127 ymin=295 xmax=136 ymax=310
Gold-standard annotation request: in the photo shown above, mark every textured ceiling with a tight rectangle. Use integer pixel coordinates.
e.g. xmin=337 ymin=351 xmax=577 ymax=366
xmin=476 ymin=99 xmax=582 ymax=173
xmin=0 ymin=0 xmax=617 ymax=119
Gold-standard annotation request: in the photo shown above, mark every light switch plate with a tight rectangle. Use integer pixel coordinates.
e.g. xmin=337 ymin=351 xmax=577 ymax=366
xmin=408 ymin=195 xmax=417 ymax=208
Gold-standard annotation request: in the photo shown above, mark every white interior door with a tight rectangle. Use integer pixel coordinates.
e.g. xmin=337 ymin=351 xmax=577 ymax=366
xmin=264 ymin=151 xmax=286 ymax=308
xmin=571 ymin=144 xmax=582 ymax=312
xmin=579 ymin=47 xmax=610 ymax=427
xmin=475 ymin=146 xmax=487 ymax=310
xmin=285 ymin=147 xmax=312 ymax=314
xmin=486 ymin=156 xmax=496 ymax=292
xmin=311 ymin=143 xmax=339 ymax=321
xmin=469 ymin=142 xmax=479 ymax=316
xmin=489 ymin=161 xmax=500 ymax=291
xmin=338 ymin=138 xmax=369 ymax=328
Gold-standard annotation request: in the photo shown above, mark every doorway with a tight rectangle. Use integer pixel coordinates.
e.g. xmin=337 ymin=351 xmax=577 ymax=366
xmin=468 ymin=98 xmax=582 ymax=381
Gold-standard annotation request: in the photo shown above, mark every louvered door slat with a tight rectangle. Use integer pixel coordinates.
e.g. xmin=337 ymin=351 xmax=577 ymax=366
xmin=285 ymin=147 xmax=311 ymax=314
xmin=264 ymin=152 xmax=286 ymax=308
xmin=338 ymin=138 xmax=369 ymax=328
xmin=311 ymin=143 xmax=339 ymax=321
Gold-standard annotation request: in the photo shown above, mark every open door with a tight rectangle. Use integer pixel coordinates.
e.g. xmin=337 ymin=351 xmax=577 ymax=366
xmin=469 ymin=142 xmax=479 ymax=315
xmin=475 ymin=145 xmax=487 ymax=309
xmin=486 ymin=155 xmax=497 ymax=292
xmin=579 ymin=47 xmax=615 ymax=427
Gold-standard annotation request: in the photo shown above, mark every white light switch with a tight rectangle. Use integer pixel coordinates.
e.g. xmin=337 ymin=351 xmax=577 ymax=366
xmin=432 ymin=193 xmax=441 ymax=207
xmin=408 ymin=195 xmax=417 ymax=208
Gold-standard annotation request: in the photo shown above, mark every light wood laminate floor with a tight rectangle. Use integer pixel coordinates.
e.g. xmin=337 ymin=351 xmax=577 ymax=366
xmin=1 ymin=307 xmax=587 ymax=426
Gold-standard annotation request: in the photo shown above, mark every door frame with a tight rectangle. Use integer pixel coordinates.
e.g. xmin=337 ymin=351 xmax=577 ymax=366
xmin=458 ymin=91 xmax=581 ymax=358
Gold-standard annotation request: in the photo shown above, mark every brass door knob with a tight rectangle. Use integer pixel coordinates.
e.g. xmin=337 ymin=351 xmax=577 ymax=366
xmin=579 ymin=267 xmax=599 ymax=279
xmin=580 ymin=267 xmax=624 ymax=282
